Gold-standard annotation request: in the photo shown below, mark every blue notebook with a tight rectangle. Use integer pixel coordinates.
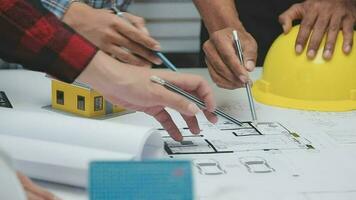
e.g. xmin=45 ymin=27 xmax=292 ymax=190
xmin=89 ymin=160 xmax=194 ymax=200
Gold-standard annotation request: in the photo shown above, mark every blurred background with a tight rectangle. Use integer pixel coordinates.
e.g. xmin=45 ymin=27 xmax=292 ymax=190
xmin=128 ymin=0 xmax=202 ymax=68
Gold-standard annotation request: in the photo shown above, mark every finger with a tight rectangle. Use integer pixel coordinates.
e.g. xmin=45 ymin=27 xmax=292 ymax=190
xmin=210 ymin=32 xmax=249 ymax=83
xmin=152 ymin=84 xmax=200 ymax=116
xmin=342 ymin=16 xmax=354 ymax=54
xmin=112 ymin=34 xmax=162 ymax=65
xmin=110 ymin=45 xmax=151 ymax=67
xmin=109 ymin=32 xmax=161 ymax=65
xmin=26 ymin=191 xmax=44 ymax=200
xmin=323 ymin=15 xmax=342 ymax=59
xmin=279 ymin=4 xmax=303 ymax=33
xmin=30 ymin=186 xmax=58 ymax=200
xmin=146 ymin=107 xmax=183 ymax=141
xmin=17 ymin=173 xmax=58 ymax=200
xmin=296 ymin=12 xmax=317 ymax=54
xmin=206 ymin=59 xmax=243 ymax=89
xmin=181 ymin=114 xmax=200 ymax=135
xmin=242 ymin=37 xmax=258 ymax=72
xmin=123 ymin=12 xmax=150 ymax=35
xmin=203 ymin=110 xmax=218 ymax=124
xmin=203 ymin=40 xmax=237 ymax=83
xmin=114 ymin=20 xmax=161 ymax=51
xmin=166 ymin=73 xmax=216 ymax=112
xmin=25 ymin=181 xmax=57 ymax=200
xmin=307 ymin=14 xmax=331 ymax=59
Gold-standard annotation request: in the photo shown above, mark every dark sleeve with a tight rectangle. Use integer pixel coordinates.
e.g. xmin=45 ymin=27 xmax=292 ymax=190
xmin=0 ymin=0 xmax=98 ymax=83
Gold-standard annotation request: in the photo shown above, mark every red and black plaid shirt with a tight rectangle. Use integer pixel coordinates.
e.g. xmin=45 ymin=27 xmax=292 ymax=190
xmin=0 ymin=0 xmax=98 ymax=83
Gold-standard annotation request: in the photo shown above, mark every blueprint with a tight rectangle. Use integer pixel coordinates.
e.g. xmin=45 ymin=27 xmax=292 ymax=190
xmin=161 ymin=121 xmax=313 ymax=155
xmin=154 ymin=102 xmax=356 ymax=200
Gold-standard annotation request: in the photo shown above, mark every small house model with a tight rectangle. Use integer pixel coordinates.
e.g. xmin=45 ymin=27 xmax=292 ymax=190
xmin=51 ymin=79 xmax=125 ymax=117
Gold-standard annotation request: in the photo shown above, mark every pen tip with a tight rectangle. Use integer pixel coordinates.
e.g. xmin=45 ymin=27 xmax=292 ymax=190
xmin=232 ymin=30 xmax=238 ymax=40
xmin=150 ymin=76 xmax=165 ymax=85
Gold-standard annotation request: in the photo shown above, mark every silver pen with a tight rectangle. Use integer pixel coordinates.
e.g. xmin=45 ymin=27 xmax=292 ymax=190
xmin=150 ymin=76 xmax=244 ymax=127
xmin=232 ymin=30 xmax=258 ymax=125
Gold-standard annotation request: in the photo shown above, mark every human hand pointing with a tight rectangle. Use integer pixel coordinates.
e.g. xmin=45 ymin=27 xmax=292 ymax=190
xmin=77 ymin=51 xmax=218 ymax=141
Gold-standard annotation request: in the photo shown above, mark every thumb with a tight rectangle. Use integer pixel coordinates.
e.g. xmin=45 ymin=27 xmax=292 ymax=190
xmin=156 ymin=86 xmax=200 ymax=116
xmin=279 ymin=4 xmax=303 ymax=34
xmin=243 ymin=40 xmax=258 ymax=72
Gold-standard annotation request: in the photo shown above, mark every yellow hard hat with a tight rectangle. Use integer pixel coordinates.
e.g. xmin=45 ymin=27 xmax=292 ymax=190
xmin=252 ymin=25 xmax=356 ymax=111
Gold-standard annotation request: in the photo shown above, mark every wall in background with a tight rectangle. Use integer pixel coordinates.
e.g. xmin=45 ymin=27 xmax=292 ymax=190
xmin=128 ymin=0 xmax=201 ymax=53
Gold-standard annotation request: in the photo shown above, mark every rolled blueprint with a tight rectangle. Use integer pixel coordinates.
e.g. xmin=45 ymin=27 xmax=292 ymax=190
xmin=0 ymin=134 xmax=133 ymax=187
xmin=0 ymin=108 xmax=163 ymax=159
xmin=0 ymin=108 xmax=164 ymax=187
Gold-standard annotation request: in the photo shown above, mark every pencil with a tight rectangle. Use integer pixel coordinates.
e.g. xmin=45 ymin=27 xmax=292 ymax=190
xmin=150 ymin=76 xmax=244 ymax=127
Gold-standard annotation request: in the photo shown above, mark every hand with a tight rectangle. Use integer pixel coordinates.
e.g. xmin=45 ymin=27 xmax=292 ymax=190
xmin=279 ymin=0 xmax=356 ymax=60
xmin=63 ymin=3 xmax=162 ymax=67
xmin=17 ymin=172 xmax=61 ymax=200
xmin=77 ymin=51 xmax=218 ymax=141
xmin=203 ymin=27 xmax=257 ymax=89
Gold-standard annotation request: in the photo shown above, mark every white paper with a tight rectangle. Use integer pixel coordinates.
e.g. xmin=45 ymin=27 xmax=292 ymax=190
xmin=0 ymin=134 xmax=131 ymax=187
xmin=0 ymin=108 xmax=163 ymax=160
xmin=0 ymin=108 xmax=164 ymax=187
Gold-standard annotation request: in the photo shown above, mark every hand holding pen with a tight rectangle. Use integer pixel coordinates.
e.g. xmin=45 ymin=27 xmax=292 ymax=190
xmin=113 ymin=7 xmax=245 ymax=127
xmin=78 ymin=6 xmax=161 ymax=67
xmin=201 ymin=27 xmax=257 ymax=89
xmin=232 ymin=30 xmax=258 ymax=125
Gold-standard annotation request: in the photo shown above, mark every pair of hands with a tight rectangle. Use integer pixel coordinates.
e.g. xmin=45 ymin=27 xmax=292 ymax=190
xmin=63 ymin=3 xmax=161 ymax=67
xmin=64 ymin=3 xmax=218 ymax=141
xmin=205 ymin=0 xmax=355 ymax=89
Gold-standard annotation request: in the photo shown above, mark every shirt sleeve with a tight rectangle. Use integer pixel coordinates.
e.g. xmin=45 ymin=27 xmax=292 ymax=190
xmin=41 ymin=0 xmax=71 ymax=19
xmin=0 ymin=0 xmax=98 ymax=83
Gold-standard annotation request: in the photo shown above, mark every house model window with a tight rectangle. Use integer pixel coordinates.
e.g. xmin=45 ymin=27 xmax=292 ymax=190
xmin=51 ymin=79 xmax=125 ymax=117
xmin=94 ymin=96 xmax=103 ymax=111
xmin=56 ymin=90 xmax=64 ymax=105
xmin=77 ymin=95 xmax=85 ymax=111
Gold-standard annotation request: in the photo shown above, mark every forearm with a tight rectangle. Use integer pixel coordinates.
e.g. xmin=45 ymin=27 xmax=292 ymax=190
xmin=193 ymin=0 xmax=243 ymax=33
xmin=0 ymin=0 xmax=97 ymax=83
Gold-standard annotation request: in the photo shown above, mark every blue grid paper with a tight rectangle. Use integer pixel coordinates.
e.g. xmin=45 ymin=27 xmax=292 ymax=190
xmin=89 ymin=160 xmax=193 ymax=200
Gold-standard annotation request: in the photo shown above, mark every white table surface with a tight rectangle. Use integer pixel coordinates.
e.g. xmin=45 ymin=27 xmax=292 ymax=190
xmin=1 ymin=68 xmax=355 ymax=200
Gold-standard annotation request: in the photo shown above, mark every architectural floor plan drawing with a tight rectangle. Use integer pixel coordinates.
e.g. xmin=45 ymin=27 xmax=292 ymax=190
xmin=239 ymin=156 xmax=275 ymax=173
xmin=160 ymin=120 xmax=314 ymax=155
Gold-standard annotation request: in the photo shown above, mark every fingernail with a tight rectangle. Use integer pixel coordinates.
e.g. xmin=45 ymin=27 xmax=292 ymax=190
xmin=307 ymin=49 xmax=316 ymax=58
xmin=188 ymin=103 xmax=199 ymax=115
xmin=211 ymin=115 xmax=218 ymax=124
xmin=154 ymin=58 xmax=163 ymax=65
xmin=246 ymin=61 xmax=255 ymax=71
xmin=153 ymin=44 xmax=161 ymax=51
xmin=192 ymin=128 xmax=200 ymax=134
xmin=282 ymin=24 xmax=287 ymax=33
xmin=239 ymin=75 xmax=248 ymax=83
xmin=323 ymin=50 xmax=332 ymax=60
xmin=175 ymin=135 xmax=183 ymax=142
xmin=295 ymin=44 xmax=303 ymax=54
xmin=344 ymin=45 xmax=351 ymax=53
